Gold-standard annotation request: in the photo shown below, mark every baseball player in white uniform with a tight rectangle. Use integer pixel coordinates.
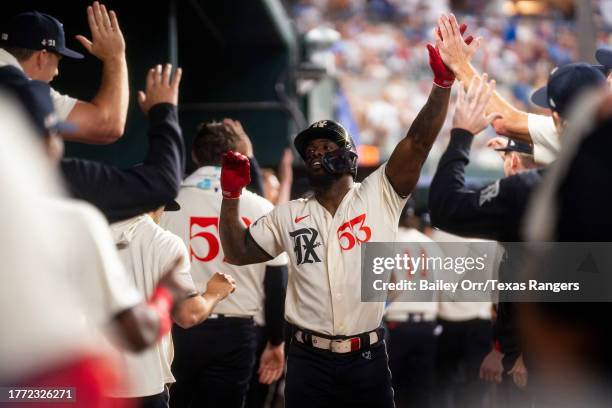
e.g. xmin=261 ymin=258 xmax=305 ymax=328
xmin=161 ymin=121 xmax=289 ymax=408
xmin=384 ymin=202 xmax=443 ymax=408
xmin=108 ymin=204 xmax=236 ymax=408
xmin=218 ymin=37 xmax=456 ymax=406
xmin=0 ymin=63 xmax=195 ymax=357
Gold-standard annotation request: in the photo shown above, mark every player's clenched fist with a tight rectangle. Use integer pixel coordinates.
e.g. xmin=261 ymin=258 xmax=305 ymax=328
xmin=221 ymin=151 xmax=251 ymax=199
xmin=205 ymin=272 xmax=237 ymax=301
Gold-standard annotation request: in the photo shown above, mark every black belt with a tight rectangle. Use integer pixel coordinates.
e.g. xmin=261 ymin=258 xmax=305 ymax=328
xmin=207 ymin=313 xmax=253 ymax=321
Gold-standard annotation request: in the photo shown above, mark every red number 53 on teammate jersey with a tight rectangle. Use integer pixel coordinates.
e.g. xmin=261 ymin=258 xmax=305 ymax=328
xmin=189 ymin=216 xmax=251 ymax=262
xmin=337 ymin=213 xmax=372 ymax=251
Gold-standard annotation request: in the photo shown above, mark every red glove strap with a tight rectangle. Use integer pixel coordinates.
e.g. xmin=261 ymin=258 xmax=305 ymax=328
xmin=222 ymin=189 xmax=242 ymax=199
xmin=148 ymin=285 xmax=173 ymax=338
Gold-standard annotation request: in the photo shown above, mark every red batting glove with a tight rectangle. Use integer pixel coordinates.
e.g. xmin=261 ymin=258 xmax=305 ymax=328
xmin=427 ymin=44 xmax=455 ymax=88
xmin=430 ymin=23 xmax=473 ymax=88
xmin=221 ymin=151 xmax=251 ymax=199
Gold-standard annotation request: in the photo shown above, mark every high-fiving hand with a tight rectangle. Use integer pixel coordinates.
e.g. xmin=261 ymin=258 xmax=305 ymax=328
xmin=453 ymin=74 xmax=502 ymax=135
xmin=138 ymin=64 xmax=183 ymax=114
xmin=427 ymin=20 xmax=474 ymax=88
xmin=76 ymin=1 xmax=125 ymax=62
xmin=435 ymin=14 xmax=481 ymax=74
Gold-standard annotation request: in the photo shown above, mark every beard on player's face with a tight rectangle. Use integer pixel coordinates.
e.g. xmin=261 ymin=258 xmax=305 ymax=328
xmin=306 ymin=168 xmax=343 ymax=189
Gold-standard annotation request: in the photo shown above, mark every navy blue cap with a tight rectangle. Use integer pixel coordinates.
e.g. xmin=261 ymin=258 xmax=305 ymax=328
xmin=531 ymin=63 xmax=606 ymax=117
xmin=0 ymin=66 xmax=76 ymax=135
xmin=494 ymin=138 xmax=533 ymax=155
xmin=1 ymin=12 xmax=83 ymax=59
xmin=595 ymin=47 xmax=612 ymax=70
xmin=165 ymin=200 xmax=181 ymax=211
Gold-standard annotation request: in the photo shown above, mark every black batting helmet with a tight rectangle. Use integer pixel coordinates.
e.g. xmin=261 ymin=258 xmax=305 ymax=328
xmin=293 ymin=119 xmax=358 ymax=177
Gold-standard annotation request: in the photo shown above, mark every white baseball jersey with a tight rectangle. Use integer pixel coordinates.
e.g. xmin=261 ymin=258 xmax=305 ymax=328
xmin=527 ymin=113 xmax=559 ymax=165
xmin=384 ymin=228 xmax=441 ymax=321
xmin=0 ymin=103 xmax=97 ymax=382
xmin=431 ymin=229 xmax=495 ymax=321
xmin=48 ymin=199 xmax=143 ymax=330
xmin=109 ymin=214 xmax=196 ymax=398
xmin=0 ymin=48 xmax=77 ymax=120
xmin=249 ymin=162 xmax=407 ymax=336
xmin=161 ymin=166 xmax=288 ymax=317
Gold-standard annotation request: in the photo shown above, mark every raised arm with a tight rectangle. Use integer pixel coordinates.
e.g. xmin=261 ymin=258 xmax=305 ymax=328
xmin=219 ymin=151 xmax=273 ymax=265
xmin=66 ymin=1 xmax=129 ymax=144
xmin=61 ymin=64 xmax=184 ymax=222
xmin=436 ymin=14 xmax=531 ymax=142
xmin=385 ymin=42 xmax=452 ymax=197
xmin=428 ymin=75 xmax=515 ymax=241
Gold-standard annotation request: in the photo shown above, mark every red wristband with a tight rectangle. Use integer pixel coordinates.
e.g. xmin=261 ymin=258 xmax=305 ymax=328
xmin=148 ymin=285 xmax=173 ymax=338
xmin=222 ymin=189 xmax=242 ymax=199
xmin=494 ymin=340 xmax=501 ymax=352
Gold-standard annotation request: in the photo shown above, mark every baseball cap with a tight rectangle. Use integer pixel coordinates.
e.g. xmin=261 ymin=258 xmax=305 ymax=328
xmin=595 ymin=47 xmax=612 ymax=70
xmin=494 ymin=138 xmax=533 ymax=155
xmin=531 ymin=63 xmax=606 ymax=117
xmin=0 ymin=66 xmax=76 ymax=135
xmin=1 ymin=11 xmax=83 ymax=59
xmin=165 ymin=200 xmax=181 ymax=211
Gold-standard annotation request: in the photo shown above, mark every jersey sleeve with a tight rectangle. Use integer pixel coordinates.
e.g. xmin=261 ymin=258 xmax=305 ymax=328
xmin=527 ymin=113 xmax=560 ymax=165
xmin=80 ymin=204 xmax=142 ymax=316
xmin=248 ymin=207 xmax=284 ymax=258
xmin=359 ymin=162 xmax=408 ymax=229
xmin=49 ymin=87 xmax=77 ymax=121
xmin=159 ymin=232 xmax=197 ymax=296
xmin=266 ymin=252 xmax=289 ymax=267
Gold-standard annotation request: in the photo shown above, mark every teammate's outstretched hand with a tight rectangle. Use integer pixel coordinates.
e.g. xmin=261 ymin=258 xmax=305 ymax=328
xmin=258 ymin=342 xmax=285 ymax=385
xmin=221 ymin=151 xmax=251 ymax=199
xmin=205 ymin=272 xmax=236 ymax=301
xmin=453 ymin=74 xmax=502 ymax=135
xmin=76 ymin=1 xmax=125 ymax=62
xmin=138 ymin=64 xmax=182 ymax=114
xmin=435 ymin=14 xmax=481 ymax=73
xmin=428 ymin=19 xmax=473 ymax=88
xmin=479 ymin=348 xmax=504 ymax=383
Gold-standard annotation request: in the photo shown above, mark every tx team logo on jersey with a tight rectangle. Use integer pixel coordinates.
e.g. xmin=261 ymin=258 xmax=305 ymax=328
xmin=289 ymin=228 xmax=322 ymax=265
xmin=479 ymin=180 xmax=500 ymax=206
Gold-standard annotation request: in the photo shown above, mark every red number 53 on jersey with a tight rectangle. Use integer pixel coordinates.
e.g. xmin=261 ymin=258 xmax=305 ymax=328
xmin=189 ymin=216 xmax=251 ymax=262
xmin=337 ymin=213 xmax=372 ymax=251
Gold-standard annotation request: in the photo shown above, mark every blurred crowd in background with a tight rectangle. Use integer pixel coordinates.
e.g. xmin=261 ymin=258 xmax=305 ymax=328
xmin=287 ymin=0 xmax=612 ymax=171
